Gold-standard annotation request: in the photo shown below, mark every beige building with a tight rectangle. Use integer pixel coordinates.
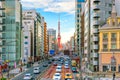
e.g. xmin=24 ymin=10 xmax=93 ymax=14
xmin=99 ymin=0 xmax=120 ymax=72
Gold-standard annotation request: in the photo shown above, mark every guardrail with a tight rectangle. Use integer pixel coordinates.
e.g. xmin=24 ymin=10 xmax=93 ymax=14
xmin=36 ymin=64 xmax=52 ymax=80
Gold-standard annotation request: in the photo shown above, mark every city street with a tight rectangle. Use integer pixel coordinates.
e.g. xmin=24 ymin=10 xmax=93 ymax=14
xmin=11 ymin=60 xmax=50 ymax=80
xmin=41 ymin=65 xmax=74 ymax=80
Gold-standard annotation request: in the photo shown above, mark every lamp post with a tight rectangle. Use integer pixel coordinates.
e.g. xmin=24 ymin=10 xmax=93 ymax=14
xmin=111 ymin=52 xmax=116 ymax=80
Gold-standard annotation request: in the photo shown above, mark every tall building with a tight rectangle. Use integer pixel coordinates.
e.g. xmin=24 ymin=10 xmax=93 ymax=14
xmin=44 ymin=22 xmax=48 ymax=55
xmin=75 ymin=0 xmax=85 ymax=56
xmin=47 ymin=28 xmax=56 ymax=52
xmin=0 ymin=0 xmax=22 ymax=66
xmin=84 ymin=0 xmax=113 ymax=72
xmin=22 ymin=10 xmax=44 ymax=62
xmin=99 ymin=0 xmax=120 ymax=72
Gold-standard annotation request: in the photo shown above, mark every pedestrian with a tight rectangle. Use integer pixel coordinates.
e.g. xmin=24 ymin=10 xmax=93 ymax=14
xmin=20 ymin=67 xmax=22 ymax=72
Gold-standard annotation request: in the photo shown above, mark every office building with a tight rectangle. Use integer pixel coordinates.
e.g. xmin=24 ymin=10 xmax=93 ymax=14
xmin=0 ymin=0 xmax=22 ymax=66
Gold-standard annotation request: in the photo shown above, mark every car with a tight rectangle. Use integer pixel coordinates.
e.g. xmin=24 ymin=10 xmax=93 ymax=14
xmin=43 ymin=64 xmax=48 ymax=67
xmin=53 ymin=73 xmax=61 ymax=80
xmin=65 ymin=73 xmax=72 ymax=80
xmin=23 ymin=73 xmax=32 ymax=80
xmin=33 ymin=67 xmax=40 ymax=74
xmin=53 ymin=62 xmax=57 ymax=66
xmin=48 ymin=61 xmax=52 ymax=64
xmin=56 ymin=66 xmax=62 ymax=72
xmin=65 ymin=64 xmax=69 ymax=69
xmin=72 ymin=67 xmax=77 ymax=73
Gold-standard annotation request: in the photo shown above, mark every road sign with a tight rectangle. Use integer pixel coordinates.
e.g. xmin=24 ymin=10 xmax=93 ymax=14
xmin=49 ymin=50 xmax=55 ymax=55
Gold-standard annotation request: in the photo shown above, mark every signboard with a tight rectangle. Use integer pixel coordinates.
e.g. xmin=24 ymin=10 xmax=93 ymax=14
xmin=49 ymin=50 xmax=55 ymax=55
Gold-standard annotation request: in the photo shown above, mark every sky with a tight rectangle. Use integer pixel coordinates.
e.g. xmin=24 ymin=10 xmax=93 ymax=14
xmin=21 ymin=0 xmax=75 ymax=43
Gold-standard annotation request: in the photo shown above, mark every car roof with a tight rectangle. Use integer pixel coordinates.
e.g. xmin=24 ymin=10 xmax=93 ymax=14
xmin=25 ymin=73 xmax=31 ymax=75
xmin=55 ymin=73 xmax=60 ymax=75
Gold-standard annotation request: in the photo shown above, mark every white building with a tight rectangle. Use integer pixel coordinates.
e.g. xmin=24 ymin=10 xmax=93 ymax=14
xmin=22 ymin=10 xmax=44 ymax=62
xmin=84 ymin=0 xmax=113 ymax=72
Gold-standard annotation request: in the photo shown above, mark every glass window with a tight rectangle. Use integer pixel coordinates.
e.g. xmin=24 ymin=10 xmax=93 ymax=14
xmin=24 ymin=42 xmax=28 ymax=44
xmin=25 ymin=36 xmax=28 ymax=39
xmin=111 ymin=44 xmax=116 ymax=49
xmin=103 ymin=44 xmax=107 ymax=49
xmin=103 ymin=66 xmax=108 ymax=72
xmin=103 ymin=33 xmax=107 ymax=39
xmin=77 ymin=4 xmax=81 ymax=8
xmin=111 ymin=66 xmax=116 ymax=71
xmin=111 ymin=33 xmax=116 ymax=38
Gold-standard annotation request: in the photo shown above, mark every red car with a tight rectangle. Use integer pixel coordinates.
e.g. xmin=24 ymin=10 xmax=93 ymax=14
xmin=53 ymin=62 xmax=57 ymax=66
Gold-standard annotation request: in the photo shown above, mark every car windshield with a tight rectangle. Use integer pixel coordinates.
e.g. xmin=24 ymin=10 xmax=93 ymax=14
xmin=66 ymin=74 xmax=71 ymax=76
xmin=55 ymin=74 xmax=60 ymax=76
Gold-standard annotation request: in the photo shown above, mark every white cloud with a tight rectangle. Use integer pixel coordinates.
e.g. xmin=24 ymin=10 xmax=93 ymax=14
xmin=21 ymin=0 xmax=75 ymax=14
xmin=61 ymin=28 xmax=74 ymax=43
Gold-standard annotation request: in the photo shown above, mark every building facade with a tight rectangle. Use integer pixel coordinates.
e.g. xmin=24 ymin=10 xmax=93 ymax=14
xmin=47 ymin=28 xmax=56 ymax=52
xmin=84 ymin=0 xmax=113 ymax=72
xmin=22 ymin=10 xmax=44 ymax=62
xmin=44 ymin=22 xmax=48 ymax=55
xmin=0 ymin=0 xmax=22 ymax=66
xmin=99 ymin=0 xmax=120 ymax=72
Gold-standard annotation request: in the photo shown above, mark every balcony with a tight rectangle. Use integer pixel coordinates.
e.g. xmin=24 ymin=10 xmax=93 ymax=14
xmin=84 ymin=43 xmax=87 ymax=47
xmin=93 ymin=5 xmax=100 ymax=11
xmin=102 ymin=49 xmax=108 ymax=52
xmin=93 ymin=13 xmax=100 ymax=18
xmin=0 ymin=40 xmax=2 ymax=46
xmin=110 ymin=49 xmax=120 ymax=51
xmin=93 ymin=21 xmax=99 ymax=26
xmin=84 ymin=49 xmax=88 ymax=54
xmin=93 ymin=61 xmax=98 ymax=65
xmin=93 ymin=0 xmax=100 ymax=3
xmin=93 ymin=29 xmax=98 ymax=34
xmin=85 ymin=57 xmax=88 ymax=62
xmin=111 ymin=38 xmax=116 ymax=42
xmin=92 ymin=53 xmax=98 ymax=57
xmin=93 ymin=36 xmax=98 ymax=41
xmin=0 ymin=8 xmax=5 ymax=10
xmin=93 ymin=45 xmax=98 ymax=49
xmin=0 ymin=12 xmax=5 ymax=17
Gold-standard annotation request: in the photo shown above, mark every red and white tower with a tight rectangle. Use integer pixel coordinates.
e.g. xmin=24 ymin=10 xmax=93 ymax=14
xmin=57 ymin=15 xmax=61 ymax=50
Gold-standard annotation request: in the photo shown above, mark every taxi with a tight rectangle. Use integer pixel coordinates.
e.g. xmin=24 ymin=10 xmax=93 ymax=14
xmin=65 ymin=73 xmax=72 ymax=80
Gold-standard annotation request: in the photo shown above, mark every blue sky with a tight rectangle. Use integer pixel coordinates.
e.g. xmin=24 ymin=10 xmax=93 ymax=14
xmin=21 ymin=0 xmax=75 ymax=43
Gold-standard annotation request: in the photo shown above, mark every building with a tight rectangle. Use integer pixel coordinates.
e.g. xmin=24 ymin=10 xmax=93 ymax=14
xmin=47 ymin=28 xmax=56 ymax=52
xmin=22 ymin=10 xmax=44 ymax=62
xmin=99 ymin=0 xmax=120 ymax=72
xmin=75 ymin=0 xmax=85 ymax=56
xmin=44 ymin=22 xmax=48 ymax=56
xmin=84 ymin=0 xmax=113 ymax=72
xmin=0 ymin=0 xmax=22 ymax=66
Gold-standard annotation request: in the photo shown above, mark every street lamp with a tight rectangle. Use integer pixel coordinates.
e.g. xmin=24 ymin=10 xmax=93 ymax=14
xmin=111 ymin=52 xmax=116 ymax=80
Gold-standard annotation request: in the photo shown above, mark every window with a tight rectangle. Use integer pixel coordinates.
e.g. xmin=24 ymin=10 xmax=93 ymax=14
xmin=103 ymin=65 xmax=108 ymax=72
xmin=25 ymin=36 xmax=28 ymax=39
xmin=111 ymin=33 xmax=116 ymax=38
xmin=111 ymin=66 xmax=116 ymax=71
xmin=103 ymin=33 xmax=107 ymax=39
xmin=111 ymin=44 xmax=116 ymax=49
xmin=24 ymin=42 xmax=28 ymax=44
xmin=103 ymin=44 xmax=107 ymax=49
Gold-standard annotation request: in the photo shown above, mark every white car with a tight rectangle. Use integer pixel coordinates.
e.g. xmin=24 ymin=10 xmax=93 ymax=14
xmin=53 ymin=73 xmax=61 ymax=80
xmin=33 ymin=67 xmax=40 ymax=74
xmin=56 ymin=66 xmax=62 ymax=72
xmin=65 ymin=64 xmax=69 ymax=69
xmin=23 ymin=73 xmax=32 ymax=80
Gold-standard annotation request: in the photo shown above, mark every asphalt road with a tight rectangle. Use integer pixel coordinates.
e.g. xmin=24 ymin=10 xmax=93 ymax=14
xmin=12 ymin=60 xmax=51 ymax=80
